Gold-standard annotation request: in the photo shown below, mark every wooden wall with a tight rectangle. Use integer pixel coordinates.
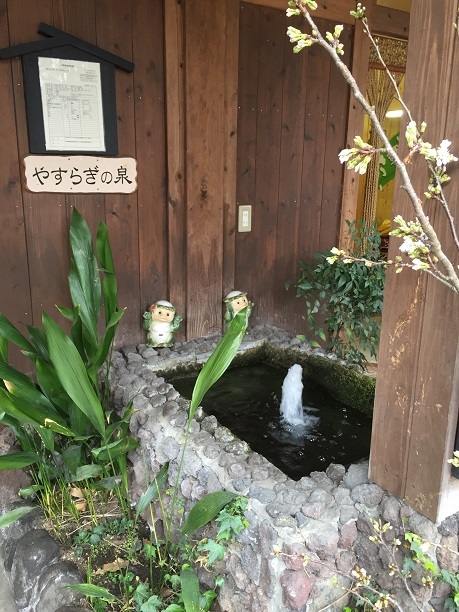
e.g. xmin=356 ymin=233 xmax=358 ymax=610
xmin=370 ymin=0 xmax=459 ymax=522
xmin=0 ymin=0 xmax=372 ymax=365
xmin=0 ymin=0 xmax=167 ymax=358
xmin=235 ymin=4 xmax=352 ymax=330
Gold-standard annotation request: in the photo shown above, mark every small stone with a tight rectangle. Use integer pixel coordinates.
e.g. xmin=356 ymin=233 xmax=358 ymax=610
xmin=214 ymin=426 xmax=235 ymax=443
xmin=308 ymin=488 xmax=333 ymax=506
xmin=340 ymin=506 xmax=359 ymax=525
xmin=301 ymin=502 xmax=326 ymax=521
xmin=265 ymin=502 xmax=293 ymax=519
xmin=274 ymin=515 xmax=297 ymax=529
xmin=249 ymin=485 xmax=276 ymax=504
xmin=193 ymin=431 xmax=213 ymax=447
xmin=437 ymin=535 xmax=459 ymax=573
xmin=351 ymin=483 xmax=384 ymax=508
xmin=300 ymin=519 xmax=339 ymax=559
xmin=225 ymin=441 xmax=249 ymax=455
xmin=203 ymin=445 xmax=220 ymax=460
xmin=332 ymin=485 xmax=352 ymax=503
xmin=336 ymin=550 xmax=357 ymax=574
xmin=281 ymin=569 xmax=314 ymax=609
xmin=170 ymin=412 xmax=187 ymax=428
xmin=251 ymin=467 xmax=270 ymax=481
xmin=232 ymin=477 xmax=252 ymax=492
xmin=338 ymin=520 xmax=358 ymax=548
xmin=148 ymin=394 xmax=166 ymax=409
xmin=326 ymin=463 xmax=346 ymax=484
xmin=227 ymin=463 xmax=247 ymax=478
xmin=201 ymin=415 xmax=218 ymax=433
xmin=282 ymin=488 xmax=309 ymax=506
xmin=342 ymin=461 xmax=369 ymax=488
xmin=438 ymin=514 xmax=459 ymax=537
xmin=310 ymin=472 xmax=335 ymax=492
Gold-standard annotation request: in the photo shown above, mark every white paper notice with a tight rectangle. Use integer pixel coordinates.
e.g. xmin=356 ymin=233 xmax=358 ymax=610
xmin=38 ymin=57 xmax=106 ymax=152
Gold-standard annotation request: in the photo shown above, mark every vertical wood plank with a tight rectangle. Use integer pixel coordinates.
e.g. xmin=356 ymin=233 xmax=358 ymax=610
xmin=8 ymin=0 xmax=70 ymax=326
xmin=222 ymin=0 xmax=240 ymax=306
xmin=132 ymin=0 xmax=168 ymax=316
xmin=297 ymin=27 xmax=331 ymax=263
xmin=318 ymin=24 xmax=352 ymax=252
xmin=95 ymin=0 xmax=141 ymax=346
xmin=235 ymin=2 xmax=260 ymax=304
xmin=0 ymin=0 xmax=32 ymax=370
xmin=370 ymin=0 xmax=459 ymax=520
xmin=248 ymin=6 xmax=285 ymax=323
xmin=185 ymin=0 xmax=226 ymax=338
xmin=338 ymin=18 xmax=371 ymax=247
xmin=165 ymin=0 xmax=187 ymax=339
xmin=272 ymin=15 xmax=308 ymax=329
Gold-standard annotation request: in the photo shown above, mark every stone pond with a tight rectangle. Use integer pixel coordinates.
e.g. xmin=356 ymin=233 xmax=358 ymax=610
xmin=108 ymin=323 xmax=459 ymax=612
xmin=1 ymin=323 xmax=458 ymax=611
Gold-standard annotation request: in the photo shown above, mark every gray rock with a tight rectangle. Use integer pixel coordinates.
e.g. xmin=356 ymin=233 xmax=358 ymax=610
xmin=31 ymin=562 xmax=83 ymax=612
xmin=326 ymin=463 xmax=346 ymax=484
xmin=282 ymin=487 xmax=309 ymax=506
xmin=155 ymin=436 xmax=180 ymax=463
xmin=380 ymin=495 xmax=402 ymax=528
xmin=438 ymin=514 xmax=459 ymax=537
xmin=437 ymin=535 xmax=459 ymax=573
xmin=214 ymin=426 xmax=235 ymax=443
xmin=300 ymin=519 xmax=340 ymax=559
xmin=203 ymin=444 xmax=221 ymax=460
xmin=351 ymin=483 xmax=384 ymax=508
xmin=249 ymin=485 xmax=276 ymax=504
xmin=310 ymin=472 xmax=335 ymax=492
xmin=201 ymin=415 xmax=218 ymax=433
xmin=342 ymin=461 xmax=369 ymax=488
xmin=11 ymin=529 xmax=60 ymax=608
xmin=227 ymin=463 xmax=247 ymax=478
xmin=280 ymin=569 xmax=315 ymax=609
xmin=232 ymin=477 xmax=252 ymax=492
xmin=338 ymin=520 xmax=358 ymax=549
xmin=340 ymin=505 xmax=359 ymax=525
xmin=225 ymin=441 xmax=250 ymax=455
xmin=240 ymin=545 xmax=260 ymax=584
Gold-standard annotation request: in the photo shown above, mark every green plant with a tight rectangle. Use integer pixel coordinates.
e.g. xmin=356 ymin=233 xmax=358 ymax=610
xmin=68 ymin=309 xmax=250 ymax=611
xmin=295 ymin=220 xmax=385 ymax=368
xmin=0 ymin=208 xmax=136 ymax=525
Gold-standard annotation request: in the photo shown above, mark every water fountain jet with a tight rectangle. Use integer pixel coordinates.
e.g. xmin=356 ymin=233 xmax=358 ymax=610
xmin=280 ymin=364 xmax=305 ymax=425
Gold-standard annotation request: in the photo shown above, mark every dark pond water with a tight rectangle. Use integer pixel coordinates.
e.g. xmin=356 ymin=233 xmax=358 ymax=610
xmin=169 ymin=363 xmax=372 ymax=480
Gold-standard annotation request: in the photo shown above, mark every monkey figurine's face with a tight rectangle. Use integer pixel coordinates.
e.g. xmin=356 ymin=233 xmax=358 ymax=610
xmin=230 ymin=295 xmax=248 ymax=313
xmin=150 ymin=305 xmax=175 ymax=322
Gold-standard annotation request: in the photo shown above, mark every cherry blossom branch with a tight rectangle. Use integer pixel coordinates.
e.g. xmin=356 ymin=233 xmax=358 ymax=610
xmin=288 ymin=1 xmax=459 ymax=294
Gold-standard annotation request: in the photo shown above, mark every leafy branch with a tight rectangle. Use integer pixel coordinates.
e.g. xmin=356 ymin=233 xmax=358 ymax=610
xmin=287 ymin=1 xmax=459 ymax=294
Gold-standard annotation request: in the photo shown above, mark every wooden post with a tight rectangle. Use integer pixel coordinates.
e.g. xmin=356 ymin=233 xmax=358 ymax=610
xmin=370 ymin=0 xmax=459 ymax=522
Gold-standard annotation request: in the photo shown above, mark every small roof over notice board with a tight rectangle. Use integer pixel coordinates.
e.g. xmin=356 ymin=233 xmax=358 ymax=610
xmin=0 ymin=23 xmax=135 ymax=156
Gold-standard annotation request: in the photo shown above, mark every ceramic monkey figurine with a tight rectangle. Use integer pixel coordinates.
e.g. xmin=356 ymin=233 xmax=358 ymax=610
xmin=143 ymin=300 xmax=182 ymax=348
xmin=224 ymin=290 xmax=253 ymax=329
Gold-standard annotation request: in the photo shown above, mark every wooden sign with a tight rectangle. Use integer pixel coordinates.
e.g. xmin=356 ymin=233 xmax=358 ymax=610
xmin=24 ymin=155 xmax=137 ymax=193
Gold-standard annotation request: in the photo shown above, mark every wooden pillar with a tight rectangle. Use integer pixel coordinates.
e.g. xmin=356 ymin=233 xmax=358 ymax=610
xmin=370 ymin=0 xmax=459 ymax=522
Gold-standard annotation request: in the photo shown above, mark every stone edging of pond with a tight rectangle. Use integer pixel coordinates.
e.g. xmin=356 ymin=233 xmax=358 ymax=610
xmin=109 ymin=323 xmax=459 ymax=612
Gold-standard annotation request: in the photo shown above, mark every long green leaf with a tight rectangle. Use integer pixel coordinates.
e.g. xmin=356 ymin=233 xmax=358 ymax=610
xmin=180 ymin=569 xmax=200 ymax=612
xmin=42 ymin=311 xmax=105 ymax=435
xmin=135 ymin=463 xmax=169 ymax=518
xmin=0 ymin=314 xmax=35 ymax=354
xmin=91 ymin=436 xmax=138 ymax=462
xmin=91 ymin=475 xmax=122 ymax=491
xmin=181 ymin=491 xmax=238 ymax=535
xmin=0 ymin=337 xmax=7 ymax=362
xmin=96 ymin=221 xmax=119 ymax=324
xmin=69 ymin=208 xmax=101 ymax=349
xmin=0 ymin=505 xmax=36 ymax=529
xmin=90 ymin=309 xmax=125 ymax=372
xmin=26 ymin=325 xmax=50 ymax=362
xmin=74 ymin=464 xmax=103 ymax=481
xmin=36 ymin=358 xmax=72 ymax=415
xmin=66 ymin=584 xmax=119 ymax=602
xmin=0 ymin=451 xmax=39 ymax=471
xmin=189 ymin=309 xmax=248 ymax=420
xmin=0 ymin=361 xmax=62 ymax=417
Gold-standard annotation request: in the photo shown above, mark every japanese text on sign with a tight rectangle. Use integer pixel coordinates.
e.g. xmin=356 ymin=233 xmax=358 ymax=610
xmin=38 ymin=57 xmax=106 ymax=152
xmin=24 ymin=156 xmax=137 ymax=193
